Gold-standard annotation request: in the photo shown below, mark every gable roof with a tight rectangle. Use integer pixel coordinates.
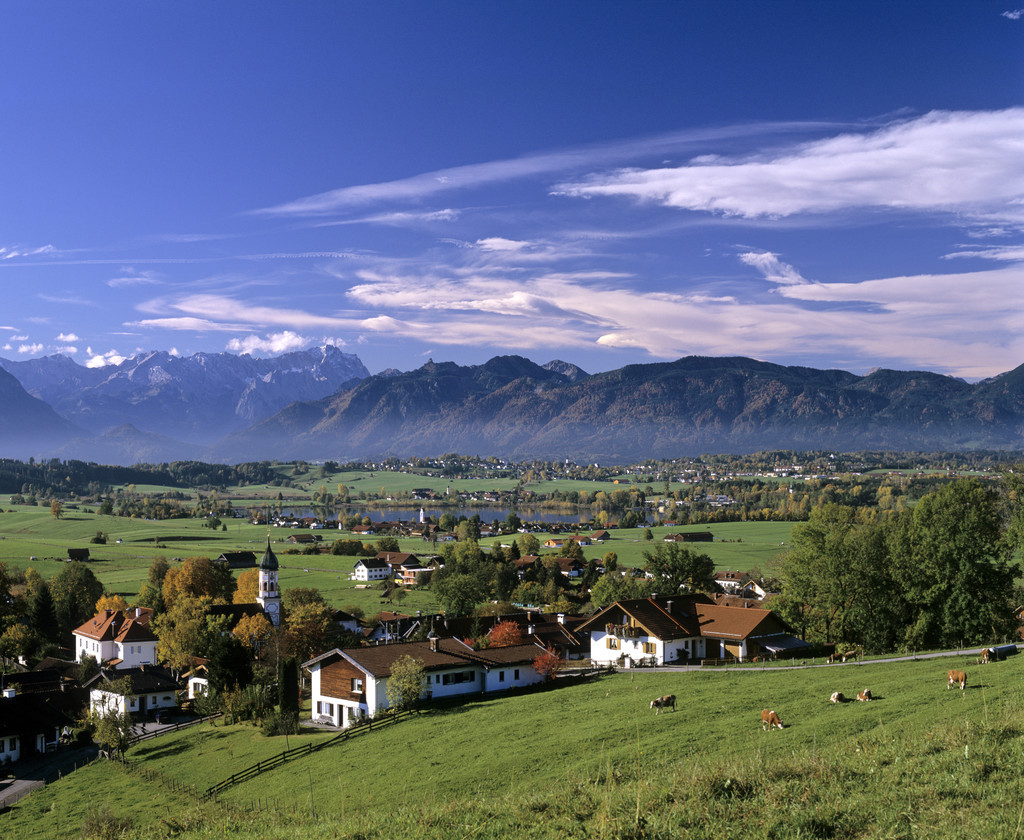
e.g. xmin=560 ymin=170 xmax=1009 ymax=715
xmin=83 ymin=665 xmax=181 ymax=695
xmin=578 ymin=595 xmax=710 ymax=641
xmin=73 ymin=608 xmax=157 ymax=645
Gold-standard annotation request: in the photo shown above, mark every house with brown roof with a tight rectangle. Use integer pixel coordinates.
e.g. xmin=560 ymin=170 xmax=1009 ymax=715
xmin=303 ymin=637 xmax=545 ymax=729
xmin=577 ymin=595 xmax=807 ymax=666
xmin=73 ymin=608 xmax=158 ymax=670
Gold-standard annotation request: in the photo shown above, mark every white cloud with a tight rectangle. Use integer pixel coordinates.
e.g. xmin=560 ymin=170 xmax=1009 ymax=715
xmin=55 ymin=345 xmax=78 ymax=355
xmin=17 ymin=343 xmax=44 ymax=355
xmin=56 ymin=332 xmax=80 ymax=342
xmin=476 ymin=237 xmax=531 ymax=252
xmin=226 ymin=331 xmax=311 ymax=356
xmin=0 ymin=244 xmax=55 ymax=260
xmin=84 ymin=348 xmax=128 ymax=368
xmin=12 ymin=335 xmax=29 ymax=342
xmin=945 ymin=245 xmax=1024 ymax=262
xmin=554 ymin=109 xmax=1024 ymax=226
xmin=253 ymin=120 xmax=847 ymax=216
xmin=108 ymin=270 xmax=161 ymax=287
xmin=1002 ymin=9 xmax=1024 ymax=20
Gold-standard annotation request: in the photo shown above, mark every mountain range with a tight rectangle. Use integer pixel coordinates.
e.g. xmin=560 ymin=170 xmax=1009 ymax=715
xmin=1 ymin=350 xmax=1024 ymax=465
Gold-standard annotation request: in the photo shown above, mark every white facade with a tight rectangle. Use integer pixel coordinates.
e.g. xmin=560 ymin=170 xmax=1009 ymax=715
xmin=75 ymin=634 xmax=158 ymax=669
xmin=588 ymin=628 xmax=704 ymax=667
xmin=351 ymin=560 xmax=391 ymax=581
xmin=89 ymin=686 xmax=177 ymax=717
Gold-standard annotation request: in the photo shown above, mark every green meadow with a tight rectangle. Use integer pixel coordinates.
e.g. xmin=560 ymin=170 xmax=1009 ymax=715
xmin=6 ymin=653 xmax=1023 ymax=839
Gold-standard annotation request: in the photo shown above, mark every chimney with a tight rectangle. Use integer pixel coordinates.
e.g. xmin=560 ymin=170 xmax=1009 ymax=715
xmin=556 ymin=613 xmax=565 ymax=625
xmin=666 ymin=600 xmax=673 ymax=614
xmin=429 ymin=635 xmax=438 ymax=652
xmin=527 ymin=624 xmax=536 ymax=636
xmin=1 ymin=687 xmax=15 ymax=699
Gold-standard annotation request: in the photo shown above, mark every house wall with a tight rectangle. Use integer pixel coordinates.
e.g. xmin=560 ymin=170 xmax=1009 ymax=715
xmin=0 ymin=735 xmax=20 ymax=763
xmin=76 ymin=635 xmax=115 ymax=663
xmin=115 ymin=641 xmax=157 ymax=668
xmin=312 ymin=658 xmax=369 ymax=728
xmin=590 ymin=631 xmax=704 ymax=665
xmin=90 ymin=689 xmax=177 ymax=716
xmin=481 ymin=664 xmax=540 ymax=692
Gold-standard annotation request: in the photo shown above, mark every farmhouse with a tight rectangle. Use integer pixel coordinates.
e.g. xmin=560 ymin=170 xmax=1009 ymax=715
xmin=578 ymin=594 xmax=806 ymax=666
xmin=0 ymin=692 xmax=74 ymax=764
xmin=303 ymin=637 xmax=545 ymax=729
xmin=84 ymin=665 xmax=181 ymax=718
xmin=215 ymin=551 xmax=257 ymax=569
xmin=351 ymin=557 xmax=392 ymax=582
xmin=73 ymin=607 xmax=159 ymax=669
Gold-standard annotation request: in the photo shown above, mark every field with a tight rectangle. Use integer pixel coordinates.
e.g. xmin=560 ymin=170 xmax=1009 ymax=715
xmin=6 ymin=652 xmax=1024 ymax=839
xmin=0 ymin=504 xmax=793 ymax=612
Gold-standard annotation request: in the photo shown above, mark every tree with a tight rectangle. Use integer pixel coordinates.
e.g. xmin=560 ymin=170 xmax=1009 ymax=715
xmin=517 ymin=533 xmax=540 ymax=556
xmin=50 ymin=562 xmax=104 ymax=637
xmin=889 ymin=479 xmax=1018 ymax=648
xmin=28 ymin=580 xmax=59 ymax=645
xmin=285 ymin=602 xmax=337 ymax=663
xmin=641 ymin=543 xmax=715 ymax=594
xmin=376 ymin=536 xmax=401 ymax=553
xmin=95 ymin=593 xmax=129 ymax=613
xmin=153 ymin=596 xmax=218 ymax=677
xmin=284 ymin=587 xmax=329 ymax=612
xmin=162 ymin=556 xmax=235 ymax=609
xmin=50 ymin=499 xmax=63 ymax=519
xmin=207 ymin=634 xmax=253 ymax=694
xmin=93 ymin=707 xmax=137 ymax=758
xmin=233 ymin=568 xmax=259 ymax=605
xmin=385 ymin=654 xmax=424 ymax=711
xmin=533 ymin=646 xmax=564 ymax=681
xmin=232 ymin=612 xmax=274 ymax=657
xmin=278 ymin=656 xmax=300 ymax=714
xmin=489 ymin=620 xmax=523 ymax=647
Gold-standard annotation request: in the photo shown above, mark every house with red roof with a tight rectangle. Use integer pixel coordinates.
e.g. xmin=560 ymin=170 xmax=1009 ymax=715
xmin=73 ymin=607 xmax=159 ymax=670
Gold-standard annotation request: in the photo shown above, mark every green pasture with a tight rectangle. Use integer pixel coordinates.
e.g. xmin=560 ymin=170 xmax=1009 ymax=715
xmin=7 ymin=651 xmax=1024 ymax=839
xmin=0 ymin=505 xmax=793 ymax=608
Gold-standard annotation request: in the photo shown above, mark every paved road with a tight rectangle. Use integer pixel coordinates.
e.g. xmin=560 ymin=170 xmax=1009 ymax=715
xmin=0 ymin=744 xmax=99 ymax=811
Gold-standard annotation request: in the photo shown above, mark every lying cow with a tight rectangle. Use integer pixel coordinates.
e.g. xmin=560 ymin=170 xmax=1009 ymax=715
xmin=856 ymin=689 xmax=872 ymax=702
xmin=947 ymin=670 xmax=967 ymax=690
xmin=829 ymin=691 xmax=846 ymax=703
xmin=761 ymin=709 xmax=784 ymax=730
xmin=650 ymin=694 xmax=676 ymax=714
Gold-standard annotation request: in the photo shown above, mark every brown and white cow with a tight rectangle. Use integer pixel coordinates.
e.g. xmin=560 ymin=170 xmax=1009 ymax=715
xmin=842 ymin=649 xmax=858 ymax=663
xmin=947 ymin=670 xmax=967 ymax=690
xmin=650 ymin=694 xmax=676 ymax=714
xmin=980 ymin=648 xmax=996 ymax=664
xmin=827 ymin=652 xmax=841 ymax=664
xmin=829 ymin=691 xmax=846 ymax=703
xmin=856 ymin=689 xmax=872 ymax=702
xmin=761 ymin=709 xmax=784 ymax=730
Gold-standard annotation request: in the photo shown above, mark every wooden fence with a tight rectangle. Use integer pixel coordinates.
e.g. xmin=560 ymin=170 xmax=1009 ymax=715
xmin=128 ymin=713 xmax=223 ymax=746
xmin=202 ymin=709 xmax=419 ymax=801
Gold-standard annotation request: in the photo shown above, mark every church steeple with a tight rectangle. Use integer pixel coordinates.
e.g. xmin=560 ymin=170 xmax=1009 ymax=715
xmin=257 ymin=535 xmax=281 ymax=626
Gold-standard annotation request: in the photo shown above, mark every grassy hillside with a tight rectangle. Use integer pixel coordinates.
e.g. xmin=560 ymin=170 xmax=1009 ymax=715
xmin=8 ymin=653 xmax=1024 ymax=838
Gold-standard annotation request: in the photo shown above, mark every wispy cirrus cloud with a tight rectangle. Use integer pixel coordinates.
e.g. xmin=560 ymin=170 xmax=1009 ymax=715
xmin=253 ymin=120 xmax=850 ymax=217
xmin=1002 ymin=8 xmax=1024 ymax=20
xmin=554 ymin=109 xmax=1024 ymax=226
xmin=0 ymin=244 xmax=56 ymax=260
xmin=108 ymin=270 xmax=162 ymax=287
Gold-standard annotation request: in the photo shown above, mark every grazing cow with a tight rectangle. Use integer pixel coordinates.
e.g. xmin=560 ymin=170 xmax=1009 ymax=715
xmin=856 ymin=689 xmax=872 ymax=702
xmin=829 ymin=691 xmax=846 ymax=703
xmin=650 ymin=694 xmax=676 ymax=714
xmin=947 ymin=670 xmax=967 ymax=690
xmin=827 ymin=652 xmax=841 ymax=664
xmin=842 ymin=649 xmax=858 ymax=663
xmin=761 ymin=709 xmax=784 ymax=730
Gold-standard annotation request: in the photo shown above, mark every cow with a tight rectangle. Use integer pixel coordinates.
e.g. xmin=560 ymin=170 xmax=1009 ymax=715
xmin=829 ymin=691 xmax=846 ymax=703
xmin=856 ymin=689 xmax=872 ymax=702
xmin=827 ymin=652 xmax=841 ymax=664
xmin=980 ymin=648 xmax=997 ymax=664
xmin=761 ymin=709 xmax=784 ymax=730
xmin=947 ymin=670 xmax=967 ymax=690
xmin=650 ymin=694 xmax=676 ymax=714
xmin=842 ymin=649 xmax=858 ymax=663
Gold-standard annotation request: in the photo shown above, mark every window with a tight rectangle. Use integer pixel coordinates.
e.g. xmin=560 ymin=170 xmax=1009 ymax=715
xmin=499 ymin=670 xmax=505 ymax=682
xmin=351 ymin=678 xmax=363 ymax=693
xmin=643 ymin=642 xmax=656 ymax=655
xmin=606 ymin=637 xmax=620 ymax=650
xmin=514 ymin=669 xmax=520 ymax=680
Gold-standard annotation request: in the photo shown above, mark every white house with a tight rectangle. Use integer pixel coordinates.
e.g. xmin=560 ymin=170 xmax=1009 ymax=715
xmin=303 ymin=637 xmax=544 ymax=729
xmin=578 ymin=594 xmax=807 ymax=666
xmin=350 ymin=557 xmax=392 ymax=582
xmin=73 ymin=607 xmax=159 ymax=669
xmin=84 ymin=666 xmax=181 ymax=718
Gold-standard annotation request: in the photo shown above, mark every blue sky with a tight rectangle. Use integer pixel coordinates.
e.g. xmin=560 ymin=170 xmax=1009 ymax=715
xmin=1 ymin=1 xmax=1022 ymax=380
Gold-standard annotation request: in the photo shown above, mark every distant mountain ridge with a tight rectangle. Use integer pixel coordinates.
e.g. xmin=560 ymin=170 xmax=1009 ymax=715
xmin=212 ymin=354 xmax=1024 ymax=463
xmin=2 ymin=351 xmax=1024 ymax=464
xmin=0 ymin=345 xmax=369 ymax=446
